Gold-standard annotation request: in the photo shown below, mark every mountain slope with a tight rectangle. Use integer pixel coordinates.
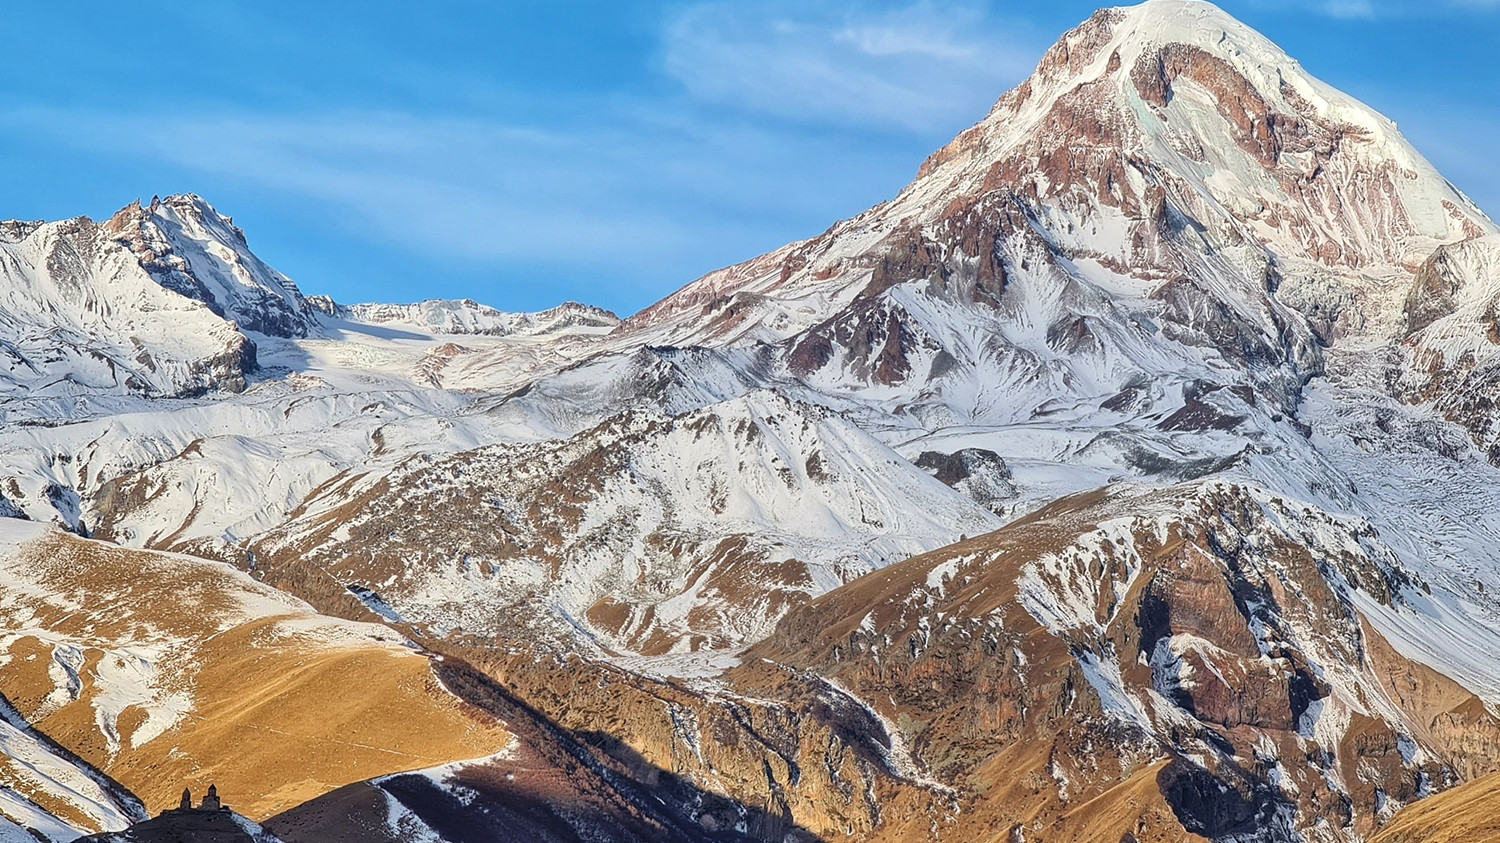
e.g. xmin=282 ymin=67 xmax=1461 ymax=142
xmin=0 ymin=694 xmax=143 ymax=840
xmin=243 ymin=390 xmax=1000 ymax=653
xmin=1395 ymin=235 xmax=1500 ymax=462
xmin=0 ymin=520 xmax=512 ymax=823
xmin=748 ymin=481 xmax=1500 ymax=841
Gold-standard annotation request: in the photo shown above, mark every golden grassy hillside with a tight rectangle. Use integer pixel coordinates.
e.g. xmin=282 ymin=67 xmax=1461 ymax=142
xmin=0 ymin=521 xmax=510 ymax=824
xmin=1370 ymin=772 xmax=1500 ymax=843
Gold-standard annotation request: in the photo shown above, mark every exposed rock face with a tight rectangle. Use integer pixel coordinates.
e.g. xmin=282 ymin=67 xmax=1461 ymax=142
xmin=746 ymin=483 xmax=1500 ymax=841
xmin=397 ymin=482 xmax=1500 ymax=843
xmin=101 ymin=195 xmax=315 ymax=339
xmin=220 ymin=481 xmax=1500 ymax=843
xmin=439 ymin=646 xmax=918 ymax=843
xmin=616 ymin=0 xmax=1487 ymax=424
xmin=914 ymin=449 xmax=1016 ymax=514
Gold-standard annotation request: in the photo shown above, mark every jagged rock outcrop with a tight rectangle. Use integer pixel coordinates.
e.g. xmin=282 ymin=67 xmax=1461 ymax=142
xmin=747 ymin=482 xmax=1500 ymax=841
xmin=914 ymin=448 xmax=1016 ymax=514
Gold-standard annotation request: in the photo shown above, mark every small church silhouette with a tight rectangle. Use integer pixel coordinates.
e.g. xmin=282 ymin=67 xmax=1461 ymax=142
xmin=171 ymin=784 xmax=228 ymax=814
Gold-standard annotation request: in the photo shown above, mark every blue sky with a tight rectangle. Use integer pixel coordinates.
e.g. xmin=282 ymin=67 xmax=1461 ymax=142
xmin=2 ymin=0 xmax=1498 ymax=316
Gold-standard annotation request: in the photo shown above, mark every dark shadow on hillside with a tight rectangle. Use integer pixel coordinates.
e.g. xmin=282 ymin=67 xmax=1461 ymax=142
xmin=265 ymin=654 xmax=823 ymax=843
xmin=78 ymin=808 xmax=257 ymax=843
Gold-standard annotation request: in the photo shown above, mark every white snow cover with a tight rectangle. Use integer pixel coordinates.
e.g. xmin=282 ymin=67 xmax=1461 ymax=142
xmin=251 ymin=389 xmax=1002 ymax=651
xmin=0 ymin=0 xmax=1488 ymax=683
xmin=0 ymin=1 xmax=1483 ymax=687
xmin=0 ymin=216 xmax=250 ymax=398
xmin=117 ymin=194 xmax=314 ymax=337
xmin=0 ymin=695 xmax=136 ymax=839
xmin=621 ymin=0 xmax=1490 ymax=352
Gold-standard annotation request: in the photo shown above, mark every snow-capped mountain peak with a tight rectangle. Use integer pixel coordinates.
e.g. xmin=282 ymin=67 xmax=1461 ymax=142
xmin=626 ymin=0 xmax=1490 ymax=356
xmin=101 ymin=193 xmax=315 ymax=338
xmin=8 ymin=4 xmax=1500 ymax=841
xmin=918 ymin=0 xmax=1490 ymax=274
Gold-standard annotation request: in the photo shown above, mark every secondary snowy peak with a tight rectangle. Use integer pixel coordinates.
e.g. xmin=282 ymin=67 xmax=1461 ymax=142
xmin=0 ymin=193 xmax=327 ymax=399
xmin=332 ymin=298 xmax=620 ymax=337
xmin=102 ymin=194 xmax=315 ymax=338
xmin=0 ymin=213 xmax=255 ymax=398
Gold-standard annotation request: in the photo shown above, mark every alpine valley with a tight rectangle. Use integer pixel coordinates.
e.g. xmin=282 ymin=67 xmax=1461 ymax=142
xmin=3 ymin=2 xmax=1500 ymax=841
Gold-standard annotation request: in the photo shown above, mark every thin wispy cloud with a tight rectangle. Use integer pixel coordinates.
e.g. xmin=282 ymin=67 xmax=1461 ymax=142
xmin=1 ymin=100 xmax=933 ymax=305
xmin=0 ymin=0 xmax=1046 ymax=309
xmin=1322 ymin=0 xmax=1377 ymax=18
xmin=660 ymin=0 xmax=1042 ymax=133
xmin=6 ymin=108 xmax=679 ymax=263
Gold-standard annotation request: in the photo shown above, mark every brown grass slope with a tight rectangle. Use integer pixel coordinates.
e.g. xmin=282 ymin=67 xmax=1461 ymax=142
xmin=1370 ymin=771 xmax=1500 ymax=843
xmin=0 ymin=522 xmax=510 ymax=822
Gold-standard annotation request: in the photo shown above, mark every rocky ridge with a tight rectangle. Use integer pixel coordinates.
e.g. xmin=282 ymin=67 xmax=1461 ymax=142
xmin=332 ymin=298 xmax=620 ymax=337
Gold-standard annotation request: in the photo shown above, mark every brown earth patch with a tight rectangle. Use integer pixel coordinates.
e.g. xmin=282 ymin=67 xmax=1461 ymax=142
xmin=0 ymin=529 xmax=511 ymax=821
